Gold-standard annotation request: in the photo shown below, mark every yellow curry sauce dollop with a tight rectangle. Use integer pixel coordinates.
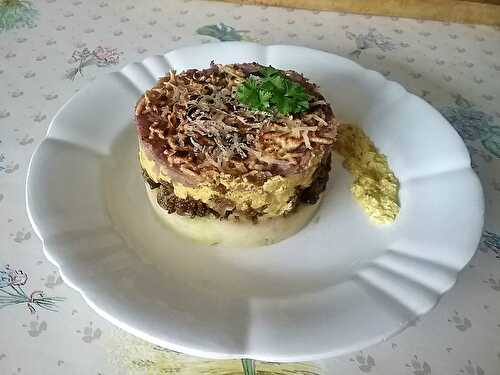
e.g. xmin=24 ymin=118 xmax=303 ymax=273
xmin=334 ymin=124 xmax=400 ymax=224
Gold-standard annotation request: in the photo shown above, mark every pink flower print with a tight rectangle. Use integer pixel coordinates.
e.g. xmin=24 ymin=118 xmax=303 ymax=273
xmin=93 ymin=46 xmax=120 ymax=67
xmin=66 ymin=46 xmax=121 ymax=80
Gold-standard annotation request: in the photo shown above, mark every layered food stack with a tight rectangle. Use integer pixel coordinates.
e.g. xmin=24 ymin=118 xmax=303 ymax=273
xmin=135 ymin=63 xmax=338 ymax=245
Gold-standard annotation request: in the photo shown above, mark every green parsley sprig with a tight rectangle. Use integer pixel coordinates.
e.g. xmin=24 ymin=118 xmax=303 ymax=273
xmin=236 ymin=66 xmax=311 ymax=115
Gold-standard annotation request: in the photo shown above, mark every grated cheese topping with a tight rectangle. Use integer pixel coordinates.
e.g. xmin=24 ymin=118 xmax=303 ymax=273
xmin=135 ymin=63 xmax=338 ymax=181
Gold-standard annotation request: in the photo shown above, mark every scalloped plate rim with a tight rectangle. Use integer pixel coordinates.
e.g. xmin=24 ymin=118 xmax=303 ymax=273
xmin=26 ymin=42 xmax=484 ymax=362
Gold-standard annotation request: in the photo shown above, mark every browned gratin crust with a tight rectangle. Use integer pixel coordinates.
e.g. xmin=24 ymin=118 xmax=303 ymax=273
xmin=135 ymin=63 xmax=338 ymax=185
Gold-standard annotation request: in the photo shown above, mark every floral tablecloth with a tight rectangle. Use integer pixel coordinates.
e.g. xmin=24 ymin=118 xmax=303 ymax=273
xmin=1 ymin=0 xmax=500 ymax=374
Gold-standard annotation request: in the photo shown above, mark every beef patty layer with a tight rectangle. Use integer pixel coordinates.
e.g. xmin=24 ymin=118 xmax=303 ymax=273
xmin=136 ymin=63 xmax=338 ymax=221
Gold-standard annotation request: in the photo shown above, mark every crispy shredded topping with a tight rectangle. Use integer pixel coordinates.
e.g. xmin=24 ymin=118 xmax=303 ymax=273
xmin=135 ymin=63 xmax=338 ymax=179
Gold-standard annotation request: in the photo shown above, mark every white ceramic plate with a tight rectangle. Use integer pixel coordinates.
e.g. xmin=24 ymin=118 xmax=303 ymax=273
xmin=26 ymin=42 xmax=484 ymax=362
